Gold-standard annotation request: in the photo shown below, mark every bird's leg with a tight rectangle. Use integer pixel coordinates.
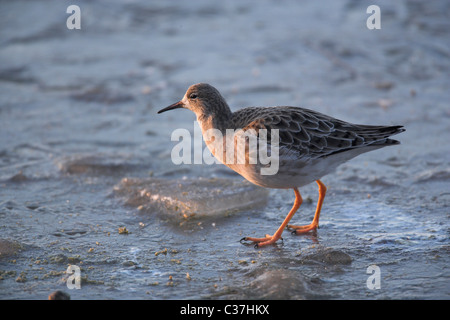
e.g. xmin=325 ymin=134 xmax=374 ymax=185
xmin=288 ymin=180 xmax=326 ymax=234
xmin=241 ymin=188 xmax=302 ymax=247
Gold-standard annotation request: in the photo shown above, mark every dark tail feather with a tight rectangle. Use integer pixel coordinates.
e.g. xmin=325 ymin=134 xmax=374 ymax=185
xmin=365 ymin=125 xmax=405 ymax=145
xmin=322 ymin=125 xmax=405 ymax=158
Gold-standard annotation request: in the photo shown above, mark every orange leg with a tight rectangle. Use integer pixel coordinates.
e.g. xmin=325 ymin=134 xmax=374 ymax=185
xmin=288 ymin=180 xmax=326 ymax=234
xmin=241 ymin=188 xmax=303 ymax=248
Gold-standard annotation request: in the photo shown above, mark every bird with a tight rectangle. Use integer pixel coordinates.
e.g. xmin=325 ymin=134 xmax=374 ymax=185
xmin=158 ymin=83 xmax=404 ymax=247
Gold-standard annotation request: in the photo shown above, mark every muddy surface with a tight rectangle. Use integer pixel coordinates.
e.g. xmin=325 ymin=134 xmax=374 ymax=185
xmin=0 ymin=0 xmax=449 ymax=299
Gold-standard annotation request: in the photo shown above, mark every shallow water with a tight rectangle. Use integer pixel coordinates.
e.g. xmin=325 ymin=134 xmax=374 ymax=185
xmin=0 ymin=0 xmax=449 ymax=300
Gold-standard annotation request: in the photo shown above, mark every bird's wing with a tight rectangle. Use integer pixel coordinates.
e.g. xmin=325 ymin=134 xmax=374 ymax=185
xmin=232 ymin=106 xmax=404 ymax=160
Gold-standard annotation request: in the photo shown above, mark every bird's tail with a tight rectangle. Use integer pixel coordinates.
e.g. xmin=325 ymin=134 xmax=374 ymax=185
xmin=356 ymin=125 xmax=405 ymax=146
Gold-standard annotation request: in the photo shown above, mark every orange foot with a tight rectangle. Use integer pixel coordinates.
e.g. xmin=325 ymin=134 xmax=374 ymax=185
xmin=288 ymin=180 xmax=326 ymax=235
xmin=240 ymin=188 xmax=303 ymax=248
xmin=287 ymin=222 xmax=318 ymax=234
xmin=240 ymin=234 xmax=283 ymax=248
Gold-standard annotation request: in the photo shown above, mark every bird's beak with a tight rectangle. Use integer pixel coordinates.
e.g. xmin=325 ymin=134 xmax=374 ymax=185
xmin=157 ymin=100 xmax=184 ymax=114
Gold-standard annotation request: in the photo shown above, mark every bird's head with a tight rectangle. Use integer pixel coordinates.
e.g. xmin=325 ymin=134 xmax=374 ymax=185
xmin=158 ymin=83 xmax=230 ymax=119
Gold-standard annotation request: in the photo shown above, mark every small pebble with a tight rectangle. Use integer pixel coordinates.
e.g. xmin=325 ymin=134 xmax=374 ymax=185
xmin=48 ymin=290 xmax=71 ymax=300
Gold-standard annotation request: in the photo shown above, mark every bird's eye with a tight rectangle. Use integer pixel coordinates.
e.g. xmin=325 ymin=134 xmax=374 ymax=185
xmin=189 ymin=93 xmax=198 ymax=99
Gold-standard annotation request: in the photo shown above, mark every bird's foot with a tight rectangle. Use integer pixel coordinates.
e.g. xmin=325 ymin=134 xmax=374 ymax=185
xmin=240 ymin=234 xmax=283 ymax=248
xmin=287 ymin=222 xmax=318 ymax=234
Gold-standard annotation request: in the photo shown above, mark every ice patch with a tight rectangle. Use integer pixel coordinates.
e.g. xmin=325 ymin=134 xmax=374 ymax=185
xmin=114 ymin=177 xmax=268 ymax=220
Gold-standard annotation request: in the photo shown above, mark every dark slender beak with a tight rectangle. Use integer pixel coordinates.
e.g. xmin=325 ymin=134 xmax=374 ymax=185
xmin=157 ymin=100 xmax=184 ymax=114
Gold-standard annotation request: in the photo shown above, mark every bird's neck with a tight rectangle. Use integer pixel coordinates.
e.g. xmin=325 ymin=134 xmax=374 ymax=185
xmin=197 ymin=104 xmax=232 ymax=133
xmin=197 ymin=113 xmax=229 ymax=134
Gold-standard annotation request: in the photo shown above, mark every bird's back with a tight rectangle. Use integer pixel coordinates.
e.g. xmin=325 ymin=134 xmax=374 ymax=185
xmin=231 ymin=105 xmax=404 ymax=160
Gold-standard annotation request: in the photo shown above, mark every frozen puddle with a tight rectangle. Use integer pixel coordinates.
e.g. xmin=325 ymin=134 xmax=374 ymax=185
xmin=113 ymin=177 xmax=269 ymax=221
